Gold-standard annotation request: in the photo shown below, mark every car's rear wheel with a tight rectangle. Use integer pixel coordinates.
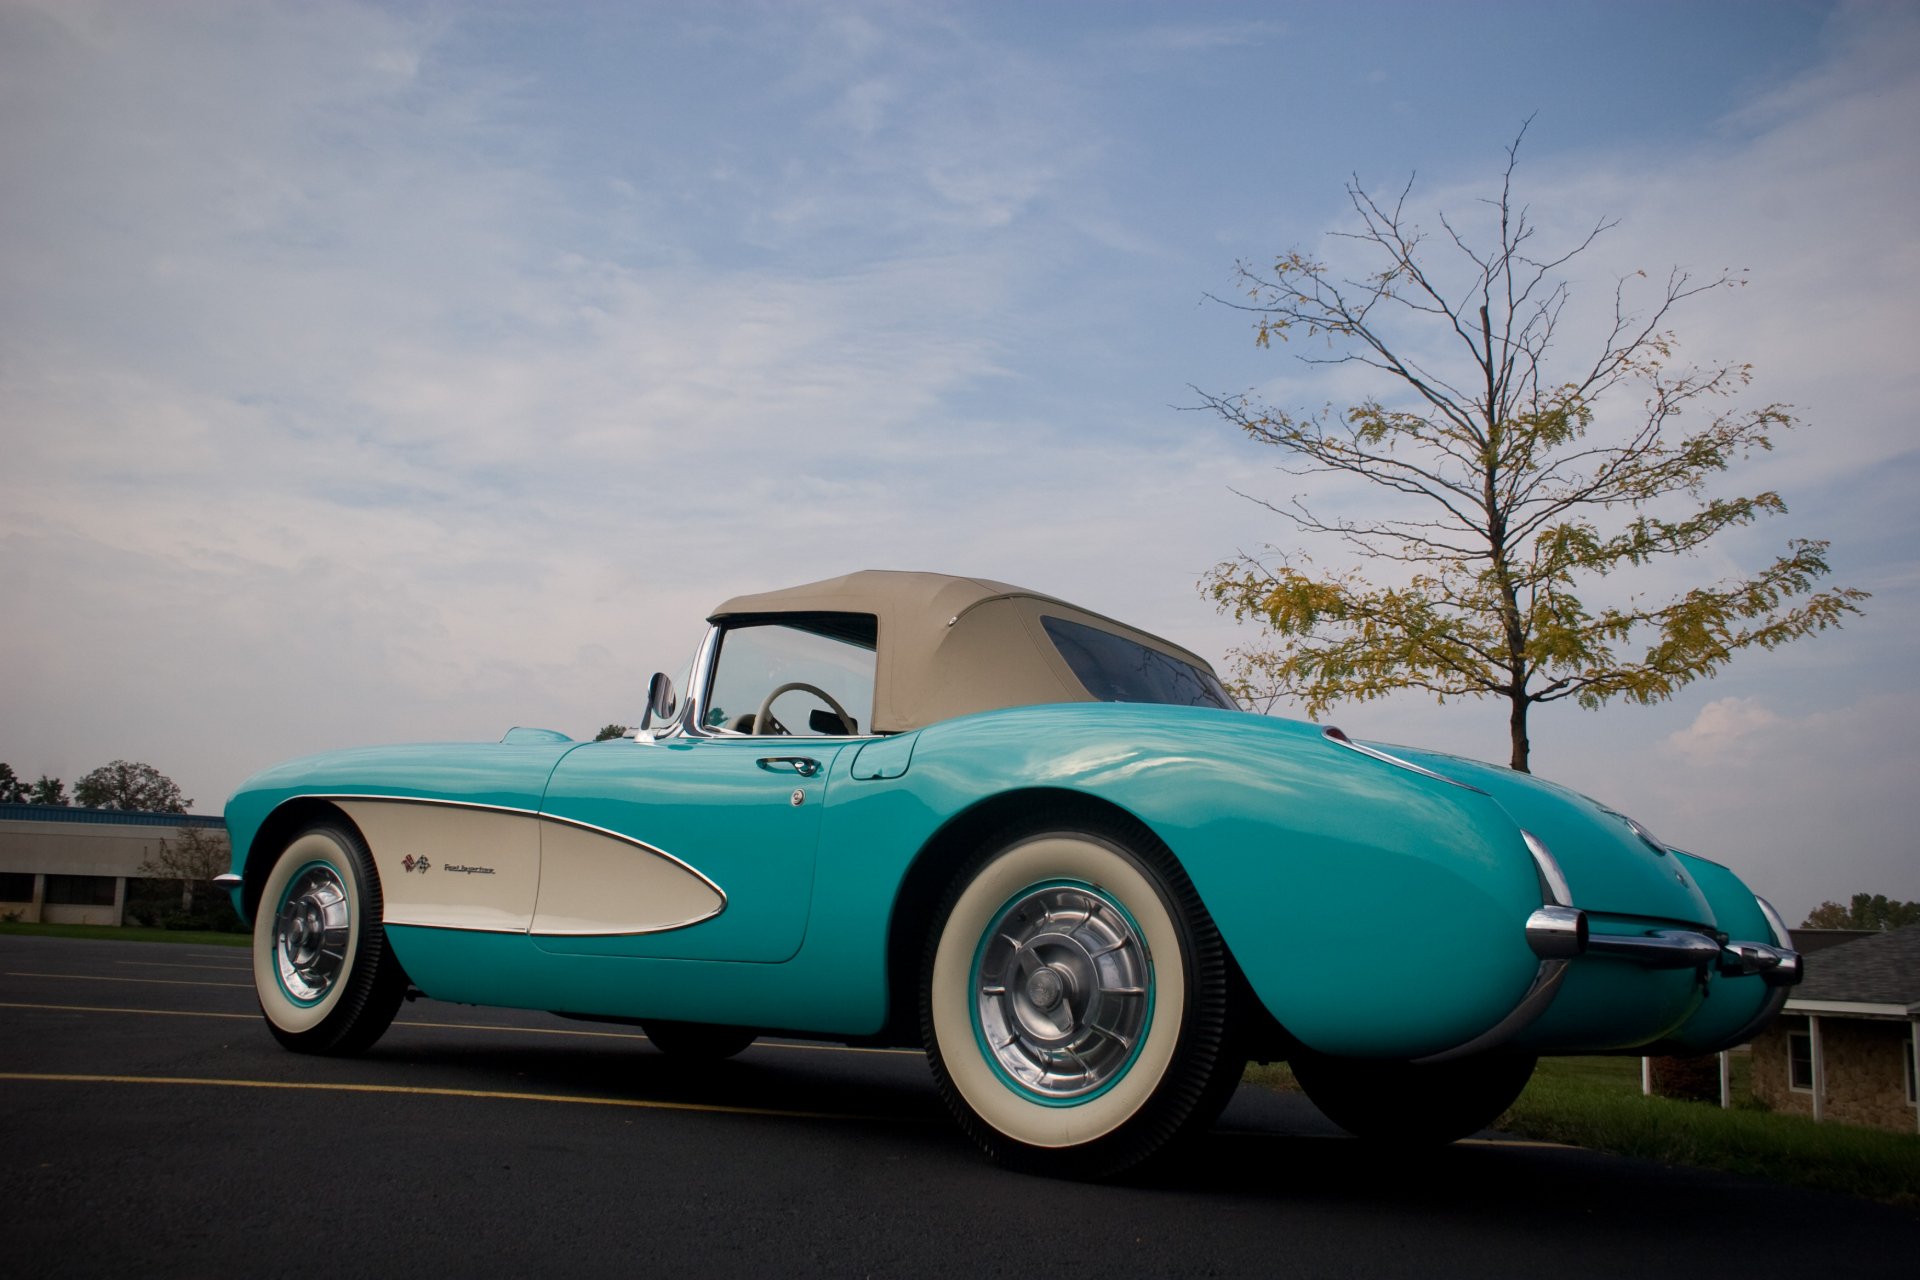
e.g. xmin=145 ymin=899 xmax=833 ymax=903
xmin=642 ymin=1020 xmax=759 ymax=1060
xmin=1291 ymin=1050 xmax=1537 ymax=1144
xmin=921 ymin=822 xmax=1244 ymax=1179
xmin=252 ymin=820 xmax=406 ymax=1056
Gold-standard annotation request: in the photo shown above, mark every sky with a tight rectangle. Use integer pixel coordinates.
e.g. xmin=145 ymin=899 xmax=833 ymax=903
xmin=2 ymin=0 xmax=1915 ymax=924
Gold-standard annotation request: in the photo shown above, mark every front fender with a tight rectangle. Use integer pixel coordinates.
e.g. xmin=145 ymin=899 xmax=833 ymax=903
xmin=221 ymin=741 xmax=581 ymax=923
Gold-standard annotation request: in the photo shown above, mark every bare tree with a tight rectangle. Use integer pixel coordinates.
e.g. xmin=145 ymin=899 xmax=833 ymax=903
xmin=137 ymin=825 xmax=231 ymax=914
xmin=1196 ymin=127 xmax=1865 ymax=772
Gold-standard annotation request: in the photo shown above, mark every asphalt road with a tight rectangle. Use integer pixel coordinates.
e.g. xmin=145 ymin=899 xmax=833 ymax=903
xmin=2 ymin=934 xmax=1912 ymax=1277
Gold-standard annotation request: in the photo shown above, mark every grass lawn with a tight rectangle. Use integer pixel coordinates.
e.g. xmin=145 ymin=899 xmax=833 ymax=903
xmin=0 ymin=920 xmax=249 ymax=947
xmin=1502 ymin=1055 xmax=1918 ymax=1209
xmin=1248 ymin=1053 xmax=1919 ymax=1209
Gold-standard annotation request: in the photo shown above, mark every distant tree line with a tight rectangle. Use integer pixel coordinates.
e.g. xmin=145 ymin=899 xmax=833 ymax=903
xmin=0 ymin=763 xmax=72 ymax=806
xmin=1801 ymin=894 xmax=1920 ymax=932
xmin=0 ymin=759 xmax=190 ymax=812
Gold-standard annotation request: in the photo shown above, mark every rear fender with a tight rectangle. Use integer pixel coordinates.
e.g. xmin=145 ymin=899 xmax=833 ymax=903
xmin=859 ymin=705 xmax=1546 ymax=1059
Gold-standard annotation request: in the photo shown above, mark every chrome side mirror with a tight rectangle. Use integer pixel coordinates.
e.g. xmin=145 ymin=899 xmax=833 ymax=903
xmin=637 ymin=672 xmax=678 ymax=733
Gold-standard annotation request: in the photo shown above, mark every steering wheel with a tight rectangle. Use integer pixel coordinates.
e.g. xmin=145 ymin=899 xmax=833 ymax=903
xmin=753 ymin=682 xmax=857 ymax=736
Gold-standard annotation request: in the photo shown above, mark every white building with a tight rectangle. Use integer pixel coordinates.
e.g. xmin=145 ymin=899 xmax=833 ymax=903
xmin=0 ymin=803 xmax=227 ymax=926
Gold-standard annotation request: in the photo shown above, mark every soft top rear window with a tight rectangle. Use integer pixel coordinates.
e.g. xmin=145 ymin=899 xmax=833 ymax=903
xmin=1041 ymin=615 xmax=1234 ymax=710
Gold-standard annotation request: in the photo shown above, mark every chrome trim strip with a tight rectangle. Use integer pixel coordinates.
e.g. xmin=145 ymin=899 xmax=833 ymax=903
xmin=383 ymin=920 xmax=527 ymax=936
xmin=307 ymin=793 xmax=730 ymax=926
xmin=1523 ymin=831 xmax=1574 ymax=907
xmin=678 ymin=625 xmax=725 ymax=738
xmin=1321 ymin=727 xmax=1486 ymax=793
xmin=1755 ymin=895 xmax=1793 ymax=950
xmin=312 ymin=793 xmax=540 ymax=818
xmin=1622 ymin=814 xmax=1668 ymax=856
xmin=1416 ymin=831 xmax=1579 ymax=1062
xmin=1416 ymin=959 xmax=1571 ymax=1065
xmin=212 ymin=873 xmax=243 ymax=889
xmin=531 ymin=921 xmax=721 ymax=938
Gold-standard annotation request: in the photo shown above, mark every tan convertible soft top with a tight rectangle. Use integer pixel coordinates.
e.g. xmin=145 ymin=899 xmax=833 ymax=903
xmin=711 ymin=570 xmax=1220 ymax=734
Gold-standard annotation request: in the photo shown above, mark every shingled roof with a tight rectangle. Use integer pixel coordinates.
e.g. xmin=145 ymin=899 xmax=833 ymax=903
xmin=1789 ymin=923 xmax=1920 ymax=1009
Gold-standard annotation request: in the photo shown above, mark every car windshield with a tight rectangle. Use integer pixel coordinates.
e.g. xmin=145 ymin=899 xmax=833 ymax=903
xmin=1041 ymin=615 xmax=1235 ymax=710
xmin=704 ymin=615 xmax=878 ymax=736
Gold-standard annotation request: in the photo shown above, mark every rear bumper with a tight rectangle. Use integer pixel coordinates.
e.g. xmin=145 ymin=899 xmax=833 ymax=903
xmin=1526 ymin=904 xmax=1802 ymax=986
xmin=1420 ymin=835 xmax=1801 ymax=1063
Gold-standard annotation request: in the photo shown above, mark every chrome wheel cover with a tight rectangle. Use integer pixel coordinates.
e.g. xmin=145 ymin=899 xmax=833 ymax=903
xmin=972 ymin=882 xmax=1152 ymax=1100
xmin=272 ymin=863 xmax=351 ymax=1004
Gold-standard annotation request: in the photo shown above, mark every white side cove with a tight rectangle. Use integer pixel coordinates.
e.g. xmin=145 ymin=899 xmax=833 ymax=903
xmin=530 ymin=817 xmax=723 ymax=935
xmin=335 ymin=799 xmax=724 ymax=937
xmin=340 ymin=800 xmax=541 ymax=933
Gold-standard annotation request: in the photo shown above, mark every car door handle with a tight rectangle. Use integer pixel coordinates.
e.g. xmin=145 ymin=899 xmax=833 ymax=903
xmin=756 ymin=756 xmax=821 ymax=778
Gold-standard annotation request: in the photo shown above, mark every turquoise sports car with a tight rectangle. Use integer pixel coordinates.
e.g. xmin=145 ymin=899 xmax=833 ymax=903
xmin=221 ymin=570 xmax=1800 ymax=1177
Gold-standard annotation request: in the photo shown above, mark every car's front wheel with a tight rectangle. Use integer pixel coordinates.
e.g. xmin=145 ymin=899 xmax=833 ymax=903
xmin=1291 ymin=1049 xmax=1537 ymax=1144
xmin=252 ymin=820 xmax=407 ymax=1056
xmin=921 ymin=822 xmax=1244 ymax=1179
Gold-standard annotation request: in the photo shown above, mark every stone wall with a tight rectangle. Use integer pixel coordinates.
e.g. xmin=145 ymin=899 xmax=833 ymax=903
xmin=1752 ymin=1014 xmax=1918 ymax=1134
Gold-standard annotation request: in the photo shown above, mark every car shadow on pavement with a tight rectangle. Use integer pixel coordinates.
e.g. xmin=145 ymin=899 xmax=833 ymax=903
xmin=356 ymin=1033 xmax=952 ymax=1124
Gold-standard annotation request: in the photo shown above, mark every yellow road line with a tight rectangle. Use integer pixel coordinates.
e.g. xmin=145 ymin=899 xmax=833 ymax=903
xmin=1217 ymin=1128 xmax=1576 ymax=1151
xmin=407 ymin=1017 xmax=643 ymax=1039
xmin=0 ymin=1001 xmax=256 ymax=1021
xmin=0 ymin=1071 xmax=894 ymax=1122
xmin=759 ymin=1040 xmax=922 ymax=1057
xmin=0 ymin=1001 xmax=650 ymax=1038
xmin=6 ymin=970 xmax=253 ymax=989
xmin=0 ymin=1009 xmax=1557 ymax=1145
xmin=0 ymin=996 xmax=924 ymax=1055
xmin=117 ymin=961 xmax=251 ymax=973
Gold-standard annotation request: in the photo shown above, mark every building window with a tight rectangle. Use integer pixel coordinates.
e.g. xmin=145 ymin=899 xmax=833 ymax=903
xmin=1906 ymin=1039 xmax=1916 ymax=1106
xmin=43 ymin=874 xmax=117 ymax=906
xmin=1788 ymin=1030 xmax=1814 ymax=1092
xmin=0 ymin=872 xmax=34 ymax=902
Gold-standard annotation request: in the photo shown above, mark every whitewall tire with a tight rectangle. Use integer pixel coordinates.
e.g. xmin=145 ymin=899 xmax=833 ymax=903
xmin=921 ymin=823 xmax=1242 ymax=1178
xmin=252 ymin=821 xmax=406 ymax=1056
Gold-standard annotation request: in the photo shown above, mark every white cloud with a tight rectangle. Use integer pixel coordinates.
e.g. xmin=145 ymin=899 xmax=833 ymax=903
xmin=1639 ymin=690 xmax=1920 ymax=921
xmin=1110 ymin=19 xmax=1286 ymax=54
xmin=1662 ymin=697 xmax=1786 ymax=764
